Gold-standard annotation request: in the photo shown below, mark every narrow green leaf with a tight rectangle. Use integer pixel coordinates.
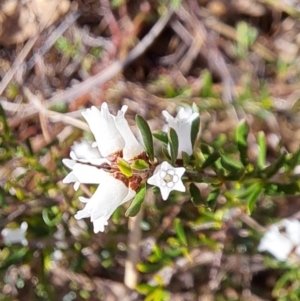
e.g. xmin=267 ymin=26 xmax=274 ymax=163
xmin=162 ymin=146 xmax=171 ymax=160
xmin=194 ymin=148 xmax=205 ymax=168
xmin=263 ymin=152 xmax=286 ymax=178
xmin=225 ymin=169 xmax=245 ymax=181
xmin=136 ymin=115 xmax=154 ymax=162
xmin=246 ymin=183 xmax=263 ymax=213
xmin=174 ymin=218 xmax=187 ymax=246
xmin=117 ymin=157 xmax=133 ymax=178
xmin=152 ymin=130 xmax=168 ymax=144
xmin=131 ymin=159 xmax=149 ymax=170
xmin=189 ymin=183 xmax=206 ymax=207
xmin=181 ymin=151 xmax=190 ymax=166
xmin=285 ymin=149 xmax=300 ymax=172
xmin=191 ymin=115 xmax=200 ymax=148
xmin=220 ymin=154 xmax=244 ymax=172
xmin=236 ymin=120 xmax=249 ymax=166
xmin=136 ymin=283 xmax=155 ymax=295
xmin=0 ymin=104 xmax=10 ymax=140
xmin=168 ymin=127 xmax=179 ymax=164
xmin=201 ymin=151 xmax=220 ymax=169
xmin=207 ymin=187 xmax=220 ymax=205
xmin=257 ymin=131 xmax=266 ymax=169
xmin=200 ymin=143 xmax=214 ymax=155
xmin=265 ymin=182 xmax=300 ymax=196
xmin=125 ymin=184 xmax=146 ymax=217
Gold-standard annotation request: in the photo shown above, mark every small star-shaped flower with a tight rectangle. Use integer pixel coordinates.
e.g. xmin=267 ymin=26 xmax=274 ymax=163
xmin=147 ymin=161 xmax=186 ymax=200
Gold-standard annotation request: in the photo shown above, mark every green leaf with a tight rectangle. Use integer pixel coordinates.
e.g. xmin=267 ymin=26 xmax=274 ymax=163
xmin=189 ymin=183 xmax=206 ymax=207
xmin=191 ymin=114 xmax=200 ymax=148
xmin=257 ymin=131 xmax=266 ymax=169
xmin=220 ymin=154 xmax=244 ymax=172
xmin=162 ymin=146 xmax=171 ymax=160
xmin=152 ymin=130 xmax=168 ymax=144
xmin=137 ymin=262 xmax=162 ymax=273
xmin=145 ymin=287 xmax=170 ymax=301
xmin=265 ymin=182 xmax=300 ymax=196
xmin=136 ymin=114 xmax=154 ymax=162
xmin=136 ymin=283 xmax=156 ymax=295
xmin=285 ymin=149 xmax=300 ymax=173
xmin=181 ymin=151 xmax=190 ymax=166
xmin=125 ymin=184 xmax=146 ymax=217
xmin=0 ymin=104 xmax=11 ymax=140
xmin=131 ymin=159 xmax=149 ymax=170
xmin=174 ymin=218 xmax=187 ymax=246
xmin=246 ymin=183 xmax=263 ymax=213
xmin=168 ymin=127 xmax=179 ymax=164
xmin=200 ymin=70 xmax=214 ymax=98
xmin=200 ymin=143 xmax=214 ymax=155
xmin=201 ymin=151 xmax=220 ymax=169
xmin=263 ymin=152 xmax=286 ymax=178
xmin=207 ymin=187 xmax=220 ymax=206
xmin=117 ymin=158 xmax=133 ymax=178
xmin=236 ymin=120 xmax=249 ymax=166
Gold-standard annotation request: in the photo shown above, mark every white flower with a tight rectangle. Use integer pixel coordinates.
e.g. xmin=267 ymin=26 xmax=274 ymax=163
xmin=81 ymin=103 xmax=144 ymax=159
xmin=258 ymin=219 xmax=300 ymax=261
xmin=147 ymin=161 xmax=185 ymax=200
xmin=1 ymin=222 xmax=28 ymax=246
xmin=75 ymin=173 xmax=136 ymax=233
xmin=162 ymin=106 xmax=199 ymax=158
xmin=258 ymin=225 xmax=293 ymax=261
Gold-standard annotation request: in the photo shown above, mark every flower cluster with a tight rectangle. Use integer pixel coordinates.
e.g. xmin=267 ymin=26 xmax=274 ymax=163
xmin=63 ymin=103 xmax=148 ymax=232
xmin=258 ymin=219 xmax=300 ymax=261
xmin=63 ymin=102 xmax=199 ymax=232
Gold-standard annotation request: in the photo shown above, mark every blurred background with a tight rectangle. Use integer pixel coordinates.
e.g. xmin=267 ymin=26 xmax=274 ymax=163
xmin=1 ymin=0 xmax=300 ymax=300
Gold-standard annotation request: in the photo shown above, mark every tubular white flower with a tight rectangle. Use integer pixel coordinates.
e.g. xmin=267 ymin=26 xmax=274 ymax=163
xmin=81 ymin=104 xmax=125 ymax=157
xmin=258 ymin=219 xmax=300 ymax=261
xmin=1 ymin=222 xmax=28 ymax=246
xmin=258 ymin=224 xmax=294 ymax=261
xmin=147 ymin=161 xmax=185 ymax=200
xmin=163 ymin=106 xmax=199 ymax=157
xmin=75 ymin=174 xmax=136 ymax=233
xmin=115 ymin=105 xmax=145 ymax=160
xmin=62 ymin=151 xmax=110 ymax=191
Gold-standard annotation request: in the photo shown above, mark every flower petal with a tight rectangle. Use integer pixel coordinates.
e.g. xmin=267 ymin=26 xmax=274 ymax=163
xmin=71 ymin=140 xmax=102 ymax=159
xmin=114 ymin=106 xmax=144 ymax=160
xmin=81 ymin=104 xmax=125 ymax=157
xmin=282 ymin=219 xmax=300 ymax=245
xmin=63 ymin=163 xmax=108 ymax=185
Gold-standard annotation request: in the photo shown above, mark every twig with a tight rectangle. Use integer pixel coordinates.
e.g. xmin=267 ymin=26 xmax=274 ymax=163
xmin=23 ymin=88 xmax=89 ymax=131
xmin=124 ymin=208 xmax=144 ymax=289
xmin=0 ymin=36 xmax=39 ymax=96
xmin=100 ymin=0 xmax=120 ymax=57
xmin=1 ymin=9 xmax=173 ymax=127
xmin=46 ymin=8 xmax=173 ymax=108
xmin=27 ymin=11 xmax=81 ymax=70
xmin=0 ymin=3 xmax=77 ymax=95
